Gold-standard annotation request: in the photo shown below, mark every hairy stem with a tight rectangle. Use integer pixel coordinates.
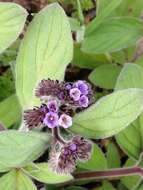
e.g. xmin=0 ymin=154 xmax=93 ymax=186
xmin=52 ymin=127 xmax=66 ymax=144
xmin=73 ymin=166 xmax=143 ymax=181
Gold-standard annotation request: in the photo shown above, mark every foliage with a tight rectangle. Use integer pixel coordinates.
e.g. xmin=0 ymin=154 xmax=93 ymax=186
xmin=0 ymin=0 xmax=143 ymax=189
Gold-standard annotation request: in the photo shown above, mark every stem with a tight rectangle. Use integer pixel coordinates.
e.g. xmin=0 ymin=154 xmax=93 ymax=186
xmin=52 ymin=127 xmax=66 ymax=145
xmin=73 ymin=166 xmax=143 ymax=181
xmin=76 ymin=0 xmax=84 ymax=25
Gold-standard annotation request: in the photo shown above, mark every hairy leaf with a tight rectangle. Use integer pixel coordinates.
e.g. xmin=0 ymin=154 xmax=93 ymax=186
xmin=72 ymin=89 xmax=143 ymax=139
xmin=0 ymin=130 xmax=50 ymax=172
xmin=24 ymin=163 xmax=73 ymax=184
xmin=16 ymin=3 xmax=73 ymax=108
xmin=0 ymin=170 xmax=36 ymax=190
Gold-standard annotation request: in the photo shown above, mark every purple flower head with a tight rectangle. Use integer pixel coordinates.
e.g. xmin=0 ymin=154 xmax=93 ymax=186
xmin=47 ymin=100 xmax=58 ymax=112
xmin=43 ymin=112 xmax=59 ymax=128
xmin=70 ymin=88 xmax=81 ymax=101
xmin=24 ymin=105 xmax=47 ymax=129
xmin=35 ymin=79 xmax=64 ymax=99
xmin=58 ymin=114 xmax=72 ymax=128
xmin=72 ymin=136 xmax=92 ymax=162
xmin=49 ymin=149 xmax=76 ymax=174
xmin=49 ymin=136 xmax=92 ymax=174
xmin=74 ymin=80 xmax=89 ymax=95
xmin=79 ymin=95 xmax=89 ymax=108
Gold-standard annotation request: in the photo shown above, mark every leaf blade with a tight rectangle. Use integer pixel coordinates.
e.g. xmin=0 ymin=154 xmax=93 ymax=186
xmin=0 ymin=3 xmax=27 ymax=54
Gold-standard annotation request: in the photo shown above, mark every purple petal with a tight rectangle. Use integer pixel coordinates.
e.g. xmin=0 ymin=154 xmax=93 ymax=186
xmin=58 ymin=114 xmax=72 ymax=128
xmin=74 ymin=80 xmax=89 ymax=95
xmin=43 ymin=112 xmax=59 ymax=128
xmin=70 ymin=88 xmax=81 ymax=101
xmin=79 ymin=95 xmax=89 ymax=108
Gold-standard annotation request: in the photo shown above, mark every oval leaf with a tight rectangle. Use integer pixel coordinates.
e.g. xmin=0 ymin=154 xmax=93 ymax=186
xmin=82 ymin=17 xmax=143 ymax=54
xmin=16 ymin=3 xmax=73 ymax=108
xmin=89 ymin=64 xmax=121 ymax=89
xmin=24 ymin=163 xmax=73 ymax=184
xmin=0 ymin=3 xmax=27 ymax=54
xmin=0 ymin=95 xmax=21 ymax=128
xmin=72 ymin=89 xmax=143 ymax=139
xmin=0 ymin=130 xmax=50 ymax=172
xmin=115 ymin=63 xmax=143 ymax=159
xmin=0 ymin=170 xmax=36 ymax=190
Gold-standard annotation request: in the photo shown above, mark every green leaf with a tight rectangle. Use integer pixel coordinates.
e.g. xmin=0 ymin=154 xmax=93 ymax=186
xmin=121 ymin=159 xmax=142 ymax=190
xmin=115 ymin=63 xmax=143 ymax=90
xmin=0 ymin=130 xmax=50 ymax=172
xmin=116 ymin=0 xmax=143 ymax=17
xmin=94 ymin=181 xmax=117 ymax=190
xmin=86 ymin=0 xmax=122 ymax=36
xmin=16 ymin=3 xmax=73 ymax=108
xmin=73 ymin=43 xmax=109 ymax=69
xmin=71 ymin=89 xmax=143 ymax=139
xmin=0 ymin=170 xmax=36 ymax=190
xmin=78 ymin=144 xmax=107 ymax=170
xmin=102 ymin=181 xmax=117 ymax=190
xmin=116 ymin=114 xmax=143 ymax=159
xmin=106 ymin=142 xmax=120 ymax=168
xmin=89 ymin=64 xmax=121 ymax=89
xmin=82 ymin=17 xmax=143 ymax=54
xmin=0 ymin=3 xmax=27 ymax=54
xmin=136 ymin=183 xmax=143 ymax=190
xmin=24 ymin=163 xmax=73 ymax=184
xmin=115 ymin=63 xmax=143 ymax=159
xmin=0 ymin=95 xmax=21 ymax=128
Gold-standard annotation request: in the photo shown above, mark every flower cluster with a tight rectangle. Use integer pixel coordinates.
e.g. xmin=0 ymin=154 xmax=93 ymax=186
xmin=49 ymin=136 xmax=92 ymax=173
xmin=23 ymin=79 xmax=93 ymax=174
xmin=24 ymin=79 xmax=93 ymax=129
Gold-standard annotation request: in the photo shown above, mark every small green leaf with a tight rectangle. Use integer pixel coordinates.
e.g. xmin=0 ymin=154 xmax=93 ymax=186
xmin=0 ymin=130 xmax=50 ymax=172
xmin=102 ymin=181 xmax=117 ymax=190
xmin=0 ymin=170 xmax=36 ymax=190
xmin=73 ymin=43 xmax=108 ymax=69
xmin=121 ymin=159 xmax=142 ymax=190
xmin=0 ymin=95 xmax=21 ymax=128
xmin=72 ymin=89 xmax=143 ymax=139
xmin=24 ymin=163 xmax=73 ymax=184
xmin=89 ymin=64 xmax=121 ymax=89
xmin=86 ymin=0 xmax=122 ymax=36
xmin=82 ymin=17 xmax=143 ymax=54
xmin=0 ymin=3 xmax=27 ymax=54
xmin=107 ymin=142 xmax=120 ymax=168
xmin=78 ymin=144 xmax=107 ymax=170
xmin=16 ymin=3 xmax=73 ymax=108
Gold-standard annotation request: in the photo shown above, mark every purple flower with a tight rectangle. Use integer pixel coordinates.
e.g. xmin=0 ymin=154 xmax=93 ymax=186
xmin=70 ymin=88 xmax=81 ymax=101
xmin=47 ymin=100 xmax=58 ymax=112
xmin=74 ymin=80 xmax=89 ymax=95
xmin=43 ymin=112 xmax=59 ymax=128
xmin=58 ymin=114 xmax=72 ymax=128
xmin=49 ymin=136 xmax=92 ymax=173
xmin=79 ymin=95 xmax=89 ymax=108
